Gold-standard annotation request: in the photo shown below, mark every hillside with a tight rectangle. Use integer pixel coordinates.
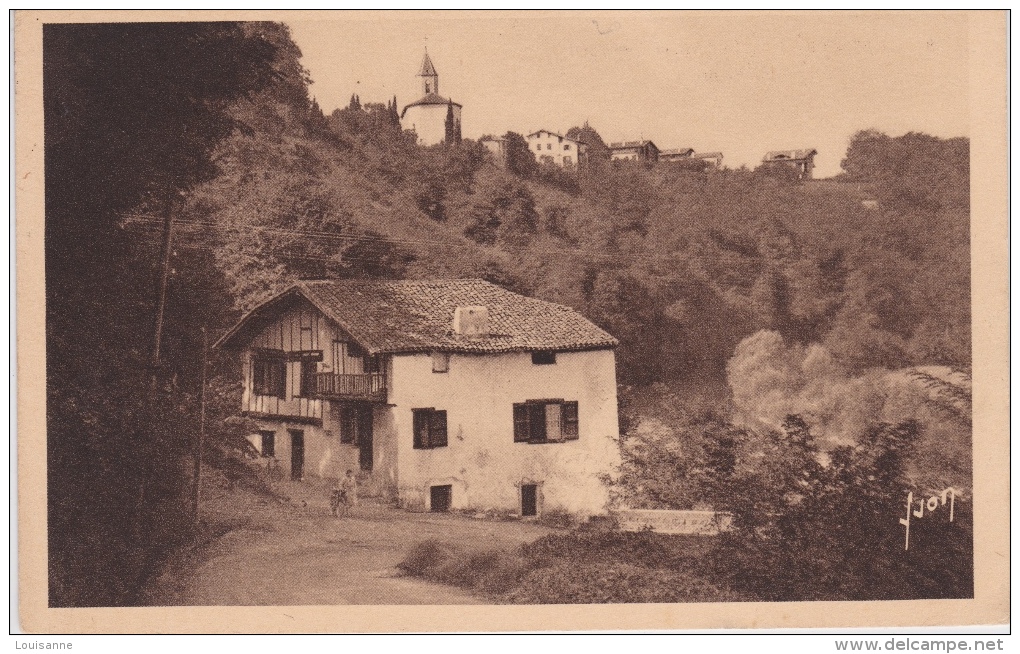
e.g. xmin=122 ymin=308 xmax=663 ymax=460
xmin=45 ymin=22 xmax=972 ymax=606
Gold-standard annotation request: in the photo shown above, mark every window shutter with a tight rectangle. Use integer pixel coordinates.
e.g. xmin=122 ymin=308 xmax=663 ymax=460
xmin=528 ymin=403 xmax=547 ymax=443
xmin=562 ymin=401 xmax=579 ymax=439
xmin=413 ymin=409 xmax=427 ymax=449
xmin=253 ymin=360 xmax=266 ymax=395
xmin=513 ymin=404 xmax=530 ymax=442
xmin=431 ymin=410 xmax=448 ymax=447
xmin=545 ymin=403 xmax=563 ymax=442
xmin=273 ymin=360 xmax=287 ymax=399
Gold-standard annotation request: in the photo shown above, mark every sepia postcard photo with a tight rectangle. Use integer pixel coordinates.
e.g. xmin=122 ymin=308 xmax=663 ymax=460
xmin=14 ymin=9 xmax=1008 ymax=633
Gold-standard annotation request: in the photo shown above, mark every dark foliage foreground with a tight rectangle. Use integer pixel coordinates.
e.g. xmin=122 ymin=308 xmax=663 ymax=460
xmin=400 ymin=417 xmax=971 ymax=604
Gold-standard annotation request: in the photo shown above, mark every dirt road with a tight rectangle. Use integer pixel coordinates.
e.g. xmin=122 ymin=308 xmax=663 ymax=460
xmin=141 ymin=470 xmax=555 ymax=606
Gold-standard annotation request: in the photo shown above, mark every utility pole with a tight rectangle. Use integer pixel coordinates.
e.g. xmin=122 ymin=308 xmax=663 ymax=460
xmin=151 ymin=190 xmax=176 ymax=386
xmin=193 ymin=326 xmax=208 ymax=527
xmin=134 ymin=191 xmax=176 ymax=543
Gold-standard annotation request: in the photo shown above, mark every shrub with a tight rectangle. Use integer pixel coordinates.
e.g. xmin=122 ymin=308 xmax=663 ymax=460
xmin=505 ymin=562 xmax=741 ymax=604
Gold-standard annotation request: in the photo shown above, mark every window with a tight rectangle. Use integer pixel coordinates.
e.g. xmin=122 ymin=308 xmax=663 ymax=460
xmin=563 ymin=156 xmax=572 ymax=166
xmin=546 ymin=143 xmax=552 ymax=150
xmin=513 ymin=400 xmax=579 ymax=443
xmin=291 ymin=351 xmax=322 ymax=397
xmin=532 ymin=350 xmax=556 ymax=365
xmin=259 ymin=430 xmax=275 ymax=457
xmin=413 ymin=408 xmax=448 ymax=449
xmin=253 ymin=350 xmax=286 ymax=398
xmin=432 ymin=352 xmax=450 ymax=373
xmin=564 ymin=144 xmax=571 ymax=151
xmin=430 ymin=485 xmax=452 ymax=512
xmin=536 ymin=144 xmax=542 ymax=151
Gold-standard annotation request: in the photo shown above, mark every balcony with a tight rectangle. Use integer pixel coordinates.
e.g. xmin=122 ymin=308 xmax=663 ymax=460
xmin=314 ymin=372 xmax=388 ymax=402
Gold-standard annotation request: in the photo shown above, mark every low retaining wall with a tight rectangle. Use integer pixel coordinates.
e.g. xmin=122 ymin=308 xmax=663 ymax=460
xmin=613 ymin=509 xmax=733 ymax=535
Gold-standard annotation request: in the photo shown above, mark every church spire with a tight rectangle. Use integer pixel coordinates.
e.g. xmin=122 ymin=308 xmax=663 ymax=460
xmin=418 ymin=50 xmax=439 ymax=95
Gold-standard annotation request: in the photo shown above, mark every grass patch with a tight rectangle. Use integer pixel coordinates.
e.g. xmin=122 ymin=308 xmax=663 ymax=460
xmin=398 ymin=530 xmax=739 ymax=603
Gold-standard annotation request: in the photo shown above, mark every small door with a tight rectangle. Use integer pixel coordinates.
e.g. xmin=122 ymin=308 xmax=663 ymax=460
xmin=521 ymin=484 xmax=538 ymax=517
xmin=289 ymin=430 xmax=304 ymax=480
xmin=358 ymin=405 xmax=373 ymax=471
xmin=430 ymin=485 xmax=452 ymax=513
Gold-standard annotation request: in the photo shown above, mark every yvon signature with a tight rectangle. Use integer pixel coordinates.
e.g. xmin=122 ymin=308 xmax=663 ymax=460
xmin=899 ymin=487 xmax=959 ymax=550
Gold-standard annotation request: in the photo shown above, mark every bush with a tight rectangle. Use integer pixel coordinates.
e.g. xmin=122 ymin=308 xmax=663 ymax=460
xmin=506 ymin=562 xmax=740 ymax=604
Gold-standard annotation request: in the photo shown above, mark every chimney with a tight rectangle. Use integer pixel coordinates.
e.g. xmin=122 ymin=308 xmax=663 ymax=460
xmin=453 ymin=306 xmax=489 ymax=337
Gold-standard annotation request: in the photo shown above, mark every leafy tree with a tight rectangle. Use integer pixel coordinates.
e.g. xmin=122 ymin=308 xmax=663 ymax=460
xmin=44 ymin=21 xmax=300 ymax=606
xmin=705 ymin=416 xmax=971 ymax=600
xmin=503 ymin=131 xmax=538 ymax=178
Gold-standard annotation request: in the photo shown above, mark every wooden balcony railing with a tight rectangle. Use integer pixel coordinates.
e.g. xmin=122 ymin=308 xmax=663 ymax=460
xmin=314 ymin=372 xmax=387 ymax=402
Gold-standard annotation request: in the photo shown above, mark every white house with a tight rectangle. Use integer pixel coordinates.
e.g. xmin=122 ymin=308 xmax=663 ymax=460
xmin=401 ymin=51 xmax=462 ymax=146
xmin=527 ymin=130 xmax=587 ymax=168
xmin=215 ymin=279 xmax=621 ymax=517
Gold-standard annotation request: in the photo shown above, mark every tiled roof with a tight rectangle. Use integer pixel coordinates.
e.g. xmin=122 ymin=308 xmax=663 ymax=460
xmin=526 ymin=129 xmax=582 ymax=144
xmin=401 ymin=93 xmax=462 ymax=117
xmin=659 ymin=147 xmax=695 ymax=157
xmin=215 ymin=279 xmax=618 ymax=355
xmin=763 ymin=149 xmax=817 ymax=162
xmin=609 ymin=140 xmax=658 ymax=150
xmin=418 ymin=52 xmax=438 ymax=77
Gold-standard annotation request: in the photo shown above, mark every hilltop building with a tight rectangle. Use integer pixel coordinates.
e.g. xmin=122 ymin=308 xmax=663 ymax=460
xmin=527 ymin=130 xmax=587 ymax=168
xmin=609 ymin=140 xmax=660 ymax=162
xmin=762 ymin=149 xmax=817 ymax=179
xmin=658 ymin=147 xmax=695 ymax=162
xmin=215 ymin=279 xmax=621 ymax=517
xmin=692 ymin=151 xmax=724 ymax=169
xmin=480 ymin=135 xmax=508 ymax=167
xmin=401 ymin=51 xmax=462 ymax=146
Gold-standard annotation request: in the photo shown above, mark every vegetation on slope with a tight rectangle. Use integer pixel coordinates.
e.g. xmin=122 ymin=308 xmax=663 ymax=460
xmin=45 ymin=21 xmax=971 ymax=605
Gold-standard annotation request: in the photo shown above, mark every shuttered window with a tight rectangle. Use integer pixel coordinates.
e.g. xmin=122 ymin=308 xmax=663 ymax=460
xmin=253 ymin=351 xmax=286 ymax=399
xmin=513 ymin=400 xmax=579 ymax=443
xmin=413 ymin=408 xmax=448 ymax=449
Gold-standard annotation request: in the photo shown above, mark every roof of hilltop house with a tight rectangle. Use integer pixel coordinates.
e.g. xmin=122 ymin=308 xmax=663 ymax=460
xmin=609 ymin=140 xmax=658 ymax=150
xmin=659 ymin=147 xmax=695 ymax=156
xmin=763 ymin=149 xmax=817 ymax=162
xmin=215 ymin=279 xmax=618 ymax=355
xmin=527 ymin=129 xmax=582 ymax=142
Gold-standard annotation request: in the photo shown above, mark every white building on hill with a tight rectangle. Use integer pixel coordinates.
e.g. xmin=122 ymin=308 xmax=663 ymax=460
xmin=400 ymin=51 xmax=462 ymax=146
xmin=527 ymin=129 xmax=587 ymax=168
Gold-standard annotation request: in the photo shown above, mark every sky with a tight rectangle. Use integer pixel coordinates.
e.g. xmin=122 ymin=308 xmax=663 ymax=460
xmin=287 ymin=11 xmax=970 ymax=178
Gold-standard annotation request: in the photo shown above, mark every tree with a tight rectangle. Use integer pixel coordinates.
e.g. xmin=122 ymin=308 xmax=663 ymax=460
xmin=706 ymin=416 xmax=972 ymax=600
xmin=44 ymin=21 xmax=297 ymax=607
xmin=502 ymin=131 xmax=538 ymax=178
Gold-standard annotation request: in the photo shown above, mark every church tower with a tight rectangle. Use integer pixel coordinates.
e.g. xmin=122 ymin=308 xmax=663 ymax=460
xmin=418 ymin=51 xmax=439 ymax=96
xmin=401 ymin=49 xmax=462 ymax=146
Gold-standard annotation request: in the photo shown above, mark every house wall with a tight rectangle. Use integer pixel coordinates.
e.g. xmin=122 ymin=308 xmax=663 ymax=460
xmin=403 ymin=103 xmax=461 ymax=146
xmin=527 ymin=131 xmax=584 ymax=168
xmin=387 ymin=349 xmax=620 ymax=517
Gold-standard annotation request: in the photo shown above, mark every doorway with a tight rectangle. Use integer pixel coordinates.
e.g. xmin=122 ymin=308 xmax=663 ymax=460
xmin=289 ymin=430 xmax=304 ymax=480
xmin=357 ymin=404 xmax=373 ymax=471
xmin=430 ymin=485 xmax=452 ymax=513
xmin=521 ymin=484 xmax=538 ymax=517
